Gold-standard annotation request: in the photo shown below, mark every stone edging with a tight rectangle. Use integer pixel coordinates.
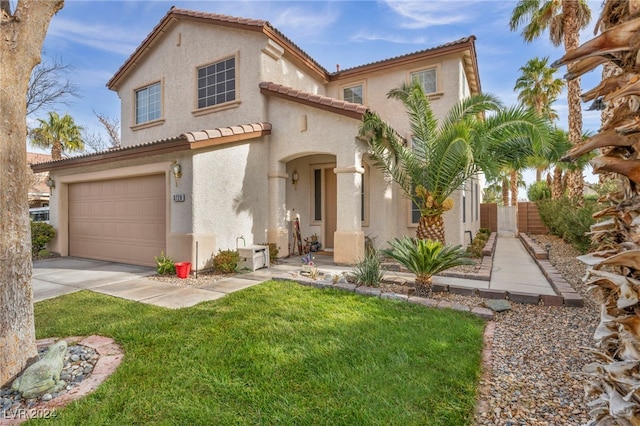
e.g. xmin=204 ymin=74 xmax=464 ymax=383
xmin=518 ymin=233 xmax=584 ymax=307
xmin=275 ymin=274 xmax=495 ymax=320
xmin=439 ymin=232 xmax=496 ymax=281
xmin=0 ymin=336 xmax=123 ymax=425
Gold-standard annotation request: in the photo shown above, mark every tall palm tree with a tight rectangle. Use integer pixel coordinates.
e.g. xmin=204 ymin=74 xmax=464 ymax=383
xmin=29 ymin=111 xmax=84 ymax=160
xmin=510 ymin=0 xmax=591 ymax=200
xmin=359 ymin=80 xmax=551 ymax=243
xmin=515 ymin=56 xmax=565 ymax=122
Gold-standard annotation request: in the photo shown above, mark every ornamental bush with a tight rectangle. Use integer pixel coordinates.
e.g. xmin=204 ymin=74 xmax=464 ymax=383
xmin=536 ymin=197 xmax=598 ymax=253
xmin=214 ymin=249 xmax=239 ymax=273
xmin=31 ymin=221 xmax=56 ymax=257
xmin=527 ymin=181 xmax=552 ymax=201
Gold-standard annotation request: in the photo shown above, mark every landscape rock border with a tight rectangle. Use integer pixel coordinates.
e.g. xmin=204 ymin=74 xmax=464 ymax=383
xmin=0 ymin=336 xmax=122 ymax=425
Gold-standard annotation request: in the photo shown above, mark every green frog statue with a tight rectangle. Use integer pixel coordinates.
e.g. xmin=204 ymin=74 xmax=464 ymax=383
xmin=11 ymin=340 xmax=67 ymax=398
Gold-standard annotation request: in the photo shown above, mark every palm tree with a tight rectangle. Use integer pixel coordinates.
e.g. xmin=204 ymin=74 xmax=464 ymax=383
xmin=382 ymin=237 xmax=474 ymax=297
xmin=515 ymin=56 xmax=565 ymax=123
xmin=359 ymin=80 xmax=551 ymax=243
xmin=514 ymin=56 xmax=565 ymax=181
xmin=509 ymin=0 xmax=591 ymax=200
xmin=29 ymin=111 xmax=84 ymax=160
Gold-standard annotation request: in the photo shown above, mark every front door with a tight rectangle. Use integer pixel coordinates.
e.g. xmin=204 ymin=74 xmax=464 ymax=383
xmin=324 ymin=167 xmax=337 ymax=249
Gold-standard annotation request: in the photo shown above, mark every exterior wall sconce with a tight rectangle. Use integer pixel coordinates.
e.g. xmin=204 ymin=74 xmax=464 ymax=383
xmin=171 ymin=161 xmax=182 ymax=187
xmin=45 ymin=176 xmax=55 ymax=189
xmin=291 ymin=170 xmax=299 ymax=186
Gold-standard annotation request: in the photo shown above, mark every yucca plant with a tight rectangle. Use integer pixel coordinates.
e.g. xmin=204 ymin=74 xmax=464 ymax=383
xmin=350 ymin=249 xmax=385 ymax=287
xmin=381 ymin=237 xmax=474 ymax=297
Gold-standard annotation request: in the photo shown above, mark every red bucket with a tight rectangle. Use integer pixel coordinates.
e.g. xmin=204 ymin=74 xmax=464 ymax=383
xmin=175 ymin=262 xmax=191 ymax=279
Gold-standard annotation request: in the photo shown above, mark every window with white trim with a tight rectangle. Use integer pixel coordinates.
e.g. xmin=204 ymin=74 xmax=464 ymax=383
xmin=410 ymin=68 xmax=437 ymax=94
xmin=343 ymin=84 xmax=363 ymax=105
xmin=197 ymin=57 xmax=236 ymax=109
xmin=135 ymin=82 xmax=161 ymax=125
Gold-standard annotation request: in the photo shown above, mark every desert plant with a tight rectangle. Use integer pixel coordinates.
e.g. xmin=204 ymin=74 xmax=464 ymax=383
xmin=536 ymin=197 xmax=597 ymax=253
xmin=527 ymin=181 xmax=551 ymax=201
xmin=350 ymin=249 xmax=385 ymax=287
xmin=31 ymin=221 xmax=55 ymax=257
xmin=466 ymin=231 xmax=489 ymax=258
xmin=382 ymin=237 xmax=474 ymax=297
xmin=154 ymin=251 xmax=175 ymax=275
xmin=214 ymin=249 xmax=239 ymax=273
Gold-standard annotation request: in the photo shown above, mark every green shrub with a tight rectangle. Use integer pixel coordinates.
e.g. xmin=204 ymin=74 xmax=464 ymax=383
xmin=214 ymin=249 xmax=239 ymax=273
xmin=478 ymin=228 xmax=491 ymax=235
xmin=466 ymin=231 xmax=489 ymax=258
xmin=31 ymin=221 xmax=56 ymax=257
xmin=258 ymin=243 xmax=279 ymax=264
xmin=527 ymin=181 xmax=551 ymax=201
xmin=536 ymin=197 xmax=598 ymax=253
xmin=154 ymin=251 xmax=175 ymax=275
xmin=350 ymin=249 xmax=385 ymax=287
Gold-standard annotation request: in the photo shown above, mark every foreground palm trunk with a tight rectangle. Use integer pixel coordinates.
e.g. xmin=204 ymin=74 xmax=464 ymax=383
xmin=553 ymin=2 xmax=640 ymax=423
xmin=0 ymin=0 xmax=64 ymax=386
xmin=417 ymin=215 xmax=445 ymax=244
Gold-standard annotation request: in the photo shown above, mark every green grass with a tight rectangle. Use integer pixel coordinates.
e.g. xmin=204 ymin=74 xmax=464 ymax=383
xmin=32 ymin=281 xmax=485 ymax=425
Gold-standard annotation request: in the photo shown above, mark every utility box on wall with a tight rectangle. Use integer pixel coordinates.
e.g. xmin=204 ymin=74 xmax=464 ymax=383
xmin=238 ymin=245 xmax=270 ymax=271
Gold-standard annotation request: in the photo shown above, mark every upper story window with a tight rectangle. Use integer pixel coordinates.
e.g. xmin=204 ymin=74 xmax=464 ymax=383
xmin=411 ymin=68 xmax=437 ymax=94
xmin=135 ymin=82 xmax=161 ymax=125
xmin=343 ymin=84 xmax=363 ymax=105
xmin=197 ymin=57 xmax=236 ymax=109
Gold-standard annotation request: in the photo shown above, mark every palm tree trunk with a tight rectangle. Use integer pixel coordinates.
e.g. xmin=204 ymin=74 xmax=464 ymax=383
xmin=563 ymin=0 xmax=584 ymax=202
xmin=417 ymin=214 xmax=445 ymax=244
xmin=510 ymin=170 xmax=518 ymax=206
xmin=552 ymin=166 xmax=563 ymax=199
xmin=502 ymin=177 xmax=509 ymax=206
xmin=415 ymin=275 xmax=433 ymax=298
xmin=51 ymin=140 xmax=62 ymax=161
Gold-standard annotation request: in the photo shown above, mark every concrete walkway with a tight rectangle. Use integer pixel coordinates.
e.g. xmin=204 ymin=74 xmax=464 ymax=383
xmin=32 ymin=236 xmax=557 ymax=308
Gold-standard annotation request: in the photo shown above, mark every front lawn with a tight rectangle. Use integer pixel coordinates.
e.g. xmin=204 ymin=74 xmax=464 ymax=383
xmin=33 ymin=280 xmax=485 ymax=425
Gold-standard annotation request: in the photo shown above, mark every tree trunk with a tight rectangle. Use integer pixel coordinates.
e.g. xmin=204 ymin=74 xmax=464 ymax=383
xmin=414 ymin=275 xmax=433 ymax=298
xmin=563 ymin=0 xmax=584 ymax=202
xmin=552 ymin=166 xmax=563 ymax=199
xmin=0 ymin=0 xmax=64 ymax=387
xmin=51 ymin=140 xmax=62 ymax=161
xmin=501 ymin=177 xmax=509 ymax=206
xmin=510 ymin=170 xmax=518 ymax=206
xmin=416 ymin=214 xmax=445 ymax=244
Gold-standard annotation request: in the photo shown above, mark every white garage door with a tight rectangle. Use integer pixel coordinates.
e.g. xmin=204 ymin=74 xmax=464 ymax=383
xmin=69 ymin=174 xmax=166 ymax=267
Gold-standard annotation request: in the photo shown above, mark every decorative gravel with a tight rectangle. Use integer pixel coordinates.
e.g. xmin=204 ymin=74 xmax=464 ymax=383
xmin=473 ymin=234 xmax=599 ymax=425
xmin=0 ymin=344 xmax=98 ymax=419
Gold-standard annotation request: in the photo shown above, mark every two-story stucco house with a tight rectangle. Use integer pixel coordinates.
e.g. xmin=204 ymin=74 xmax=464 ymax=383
xmin=33 ymin=7 xmax=483 ymax=268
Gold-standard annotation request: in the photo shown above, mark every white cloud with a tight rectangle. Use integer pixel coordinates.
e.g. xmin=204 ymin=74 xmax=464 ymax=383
xmin=350 ymin=30 xmax=427 ymax=44
xmin=47 ymin=17 xmax=144 ymax=56
xmin=271 ymin=5 xmax=339 ymax=33
xmin=382 ymin=0 xmax=475 ymax=28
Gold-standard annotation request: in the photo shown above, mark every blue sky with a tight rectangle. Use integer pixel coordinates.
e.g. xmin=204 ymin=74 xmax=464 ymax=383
xmin=37 ymin=0 xmax=605 ymax=184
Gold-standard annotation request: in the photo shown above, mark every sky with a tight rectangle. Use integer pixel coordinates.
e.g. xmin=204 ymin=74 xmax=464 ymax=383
xmin=34 ymin=0 xmax=607 ymax=185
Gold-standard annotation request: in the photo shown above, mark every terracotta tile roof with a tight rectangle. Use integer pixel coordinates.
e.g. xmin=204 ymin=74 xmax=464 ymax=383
xmin=27 ymin=152 xmax=53 ymax=165
xmin=107 ymin=7 xmax=329 ymax=90
xmin=31 ymin=123 xmax=271 ymax=173
xmin=259 ymin=82 xmax=368 ymax=119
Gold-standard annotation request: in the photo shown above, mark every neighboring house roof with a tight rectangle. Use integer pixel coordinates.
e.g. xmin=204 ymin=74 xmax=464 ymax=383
xmin=107 ymin=7 xmax=330 ymax=90
xmin=107 ymin=7 xmax=481 ymax=94
xmin=31 ymin=123 xmax=272 ymax=172
xmin=27 ymin=152 xmax=53 ymax=165
xmin=259 ymin=82 xmax=369 ymax=119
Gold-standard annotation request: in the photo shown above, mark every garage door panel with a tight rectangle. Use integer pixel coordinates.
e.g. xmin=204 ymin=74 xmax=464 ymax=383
xmin=69 ymin=175 xmax=165 ymax=267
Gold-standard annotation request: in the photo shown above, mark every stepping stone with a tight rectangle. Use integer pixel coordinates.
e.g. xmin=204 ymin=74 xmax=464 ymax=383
xmin=483 ymin=299 xmax=512 ymax=312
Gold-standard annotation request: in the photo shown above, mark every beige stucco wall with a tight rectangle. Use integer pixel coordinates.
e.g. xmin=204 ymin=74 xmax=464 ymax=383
xmin=117 ymin=20 xmax=328 ymax=147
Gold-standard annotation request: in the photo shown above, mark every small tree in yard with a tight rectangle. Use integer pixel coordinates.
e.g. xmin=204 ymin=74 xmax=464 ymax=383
xmin=382 ymin=237 xmax=473 ymax=297
xmin=0 ymin=0 xmax=64 ymax=387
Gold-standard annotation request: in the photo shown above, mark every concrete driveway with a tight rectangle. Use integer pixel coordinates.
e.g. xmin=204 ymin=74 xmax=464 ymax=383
xmin=31 ymin=257 xmax=234 ymax=308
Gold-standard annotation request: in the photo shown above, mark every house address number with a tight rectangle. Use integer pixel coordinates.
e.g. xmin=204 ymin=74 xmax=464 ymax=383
xmin=173 ymin=194 xmax=186 ymax=202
